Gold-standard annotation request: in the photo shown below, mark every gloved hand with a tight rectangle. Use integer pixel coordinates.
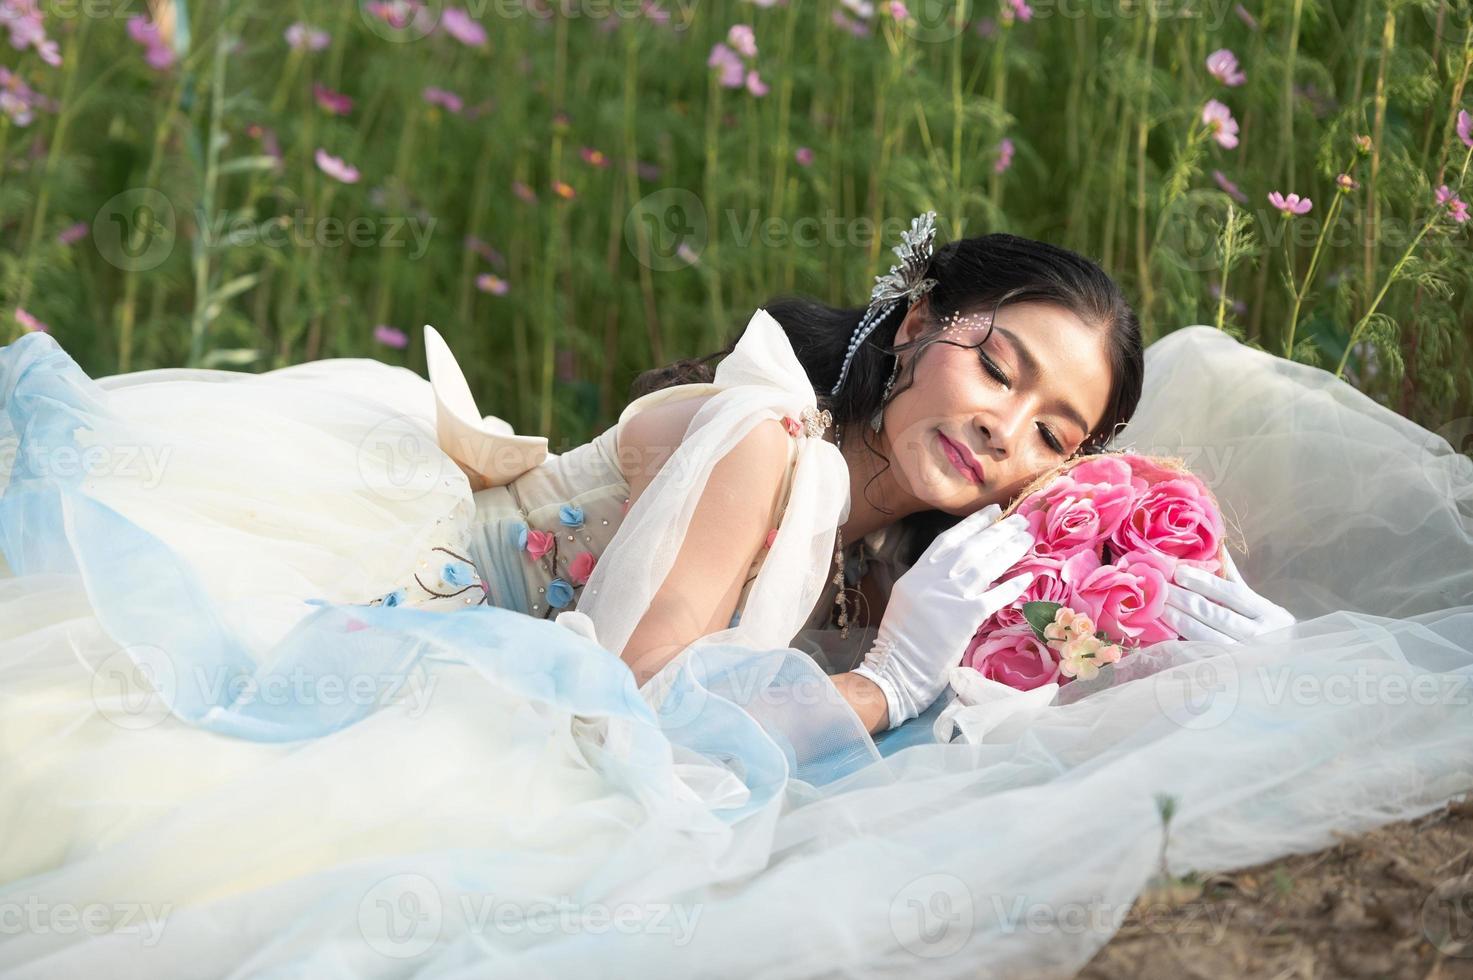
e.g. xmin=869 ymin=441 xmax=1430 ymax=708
xmin=1163 ymin=549 xmax=1295 ymax=643
xmin=853 ymin=503 xmax=1035 ymax=732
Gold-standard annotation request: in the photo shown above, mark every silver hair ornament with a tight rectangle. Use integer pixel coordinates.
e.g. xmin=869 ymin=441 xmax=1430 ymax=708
xmin=829 ymin=210 xmax=941 ymax=397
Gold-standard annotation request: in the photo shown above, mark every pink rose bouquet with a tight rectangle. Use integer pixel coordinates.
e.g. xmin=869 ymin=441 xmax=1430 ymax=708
xmin=962 ymin=452 xmax=1230 ymax=690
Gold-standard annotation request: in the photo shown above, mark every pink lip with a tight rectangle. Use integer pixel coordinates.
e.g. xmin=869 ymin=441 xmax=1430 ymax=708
xmin=939 ymin=432 xmax=984 ymax=485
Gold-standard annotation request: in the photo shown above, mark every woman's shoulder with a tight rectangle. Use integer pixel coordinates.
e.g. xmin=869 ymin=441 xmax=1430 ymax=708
xmin=616 ymin=385 xmax=794 ymax=496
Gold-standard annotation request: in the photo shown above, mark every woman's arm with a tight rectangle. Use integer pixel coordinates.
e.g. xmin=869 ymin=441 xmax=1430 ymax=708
xmin=614 ymin=398 xmax=791 ymax=686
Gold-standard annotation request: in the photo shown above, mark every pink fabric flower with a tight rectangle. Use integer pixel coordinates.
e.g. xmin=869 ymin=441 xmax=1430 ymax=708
xmin=525 ymin=529 xmax=555 ymax=560
xmin=315 ymin=149 xmax=360 ymax=184
xmin=1201 ymin=100 xmax=1239 ymax=149
xmin=568 ymin=551 xmax=597 ymax=586
xmin=963 ymin=622 xmax=1061 ymax=691
xmin=780 ymin=415 xmax=801 ymax=437
xmin=1109 ymin=472 xmax=1223 ymax=567
xmin=764 ymin=527 xmax=778 ymax=549
xmin=1062 ymin=547 xmax=1178 ymax=645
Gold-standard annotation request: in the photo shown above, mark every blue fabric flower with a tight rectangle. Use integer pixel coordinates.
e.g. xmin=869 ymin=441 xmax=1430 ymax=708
xmin=728 ymin=608 xmax=742 ymax=629
xmin=381 ymin=587 xmax=408 ymax=608
xmin=509 ymin=520 xmax=528 ymax=551
xmin=546 ymin=578 xmax=575 ymax=608
xmin=558 ymin=504 xmax=585 ymax=529
xmin=442 ymin=561 xmax=474 ymax=588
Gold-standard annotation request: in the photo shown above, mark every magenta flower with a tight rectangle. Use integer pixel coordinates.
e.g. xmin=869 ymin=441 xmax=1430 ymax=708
xmin=0 ymin=67 xmax=40 ymax=126
xmin=285 ymin=22 xmax=330 ymax=52
xmin=727 ymin=24 xmax=757 ymax=59
xmin=887 ymin=2 xmax=912 ymax=21
xmin=475 ymin=273 xmax=509 ymax=295
xmin=373 ymin=324 xmax=408 ymax=349
xmin=512 ymin=180 xmax=537 ymax=203
xmin=994 ymin=137 xmax=1015 ymax=174
xmin=1201 ymin=99 xmax=1239 ymax=149
xmin=57 ymin=221 xmax=88 ymax=246
xmin=1336 ymin=172 xmax=1357 ymax=192
xmin=312 ymin=83 xmax=353 ymax=116
xmin=1448 ymin=198 xmax=1470 ymax=224
xmin=794 ymin=146 xmax=814 ymax=167
xmin=1212 ymin=169 xmax=1248 ymax=204
xmin=745 ymin=70 xmax=769 ymax=97
xmin=1458 ymin=110 xmax=1472 ymax=149
xmin=422 ymin=86 xmax=464 ymax=113
xmin=127 ymin=16 xmax=175 ymax=70
xmin=4 ymin=1 xmax=60 ymax=66
xmin=315 ymin=149 xmax=361 ymax=184
xmin=440 ymin=8 xmax=487 ymax=47
xmin=14 ymin=307 xmax=48 ymax=333
xmin=1001 ymin=0 xmax=1033 ymax=25
xmin=464 ymin=235 xmax=504 ymax=265
xmin=1234 ymin=2 xmax=1260 ymax=30
xmin=579 ymin=146 xmax=609 ymax=168
xmin=707 ymin=43 xmax=746 ymax=88
xmin=1206 ymin=48 xmax=1245 ymax=86
xmin=1267 ymin=190 xmax=1312 ymax=216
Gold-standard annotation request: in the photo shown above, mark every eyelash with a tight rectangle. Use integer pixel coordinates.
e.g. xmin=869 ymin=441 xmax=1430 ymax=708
xmin=978 ymin=350 xmax=1066 ymax=454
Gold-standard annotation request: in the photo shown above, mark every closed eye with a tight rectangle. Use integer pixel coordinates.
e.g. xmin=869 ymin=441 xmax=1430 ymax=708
xmin=979 ymin=349 xmax=1066 ymax=455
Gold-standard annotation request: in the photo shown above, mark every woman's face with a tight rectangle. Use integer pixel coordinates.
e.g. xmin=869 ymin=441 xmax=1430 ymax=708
xmin=879 ymin=297 xmax=1113 ymax=517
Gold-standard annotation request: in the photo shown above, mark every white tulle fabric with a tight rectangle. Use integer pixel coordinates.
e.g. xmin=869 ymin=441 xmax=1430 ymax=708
xmin=578 ymin=307 xmax=851 ymax=659
xmin=0 ymin=321 xmax=1469 ymax=980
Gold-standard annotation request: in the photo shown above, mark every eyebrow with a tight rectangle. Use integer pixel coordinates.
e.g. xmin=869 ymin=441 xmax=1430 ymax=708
xmin=993 ymin=326 xmax=1093 ymax=437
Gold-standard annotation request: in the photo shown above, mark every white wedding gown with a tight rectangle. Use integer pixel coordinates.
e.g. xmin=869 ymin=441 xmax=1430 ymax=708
xmin=1 ymin=316 xmax=1469 ymax=979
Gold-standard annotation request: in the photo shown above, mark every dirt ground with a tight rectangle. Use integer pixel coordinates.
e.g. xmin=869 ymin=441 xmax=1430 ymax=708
xmin=1081 ymin=799 xmax=1473 ymax=980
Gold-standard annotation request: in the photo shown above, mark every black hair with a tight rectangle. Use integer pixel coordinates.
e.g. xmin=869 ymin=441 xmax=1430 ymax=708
xmin=630 ymin=231 xmax=1145 ymax=565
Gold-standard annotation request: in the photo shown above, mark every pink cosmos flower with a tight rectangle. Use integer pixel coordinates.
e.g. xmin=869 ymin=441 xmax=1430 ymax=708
xmin=1459 ymin=110 xmax=1472 ymax=149
xmin=568 ymin=551 xmax=597 ymax=586
xmin=1201 ymin=100 xmax=1239 ymax=149
xmin=727 ymin=24 xmax=757 ymax=59
xmin=1062 ymin=547 xmax=1178 ymax=646
xmin=1439 ymin=186 xmax=1470 ymax=224
xmin=579 ymin=146 xmax=609 ymax=168
xmin=476 ymin=273 xmax=509 ymax=295
xmin=1205 ymin=48 xmax=1245 ymax=86
xmin=994 ymin=137 xmax=1015 ymax=175
xmin=285 ymin=22 xmax=330 ymax=51
xmin=887 ymin=2 xmax=912 ymax=21
xmin=963 ymin=622 xmax=1062 ymax=691
xmin=440 ymin=8 xmax=487 ymax=47
xmin=419 ymin=86 xmax=462 ymax=114
xmin=512 ymin=181 xmax=537 ymax=203
xmin=795 ymin=146 xmax=814 ymax=167
xmin=525 ymin=529 xmax=555 ymax=560
xmin=373 ymin=324 xmax=407 ymax=348
xmin=315 ymin=148 xmax=360 ymax=184
xmin=126 ymin=16 xmax=175 ymax=70
xmin=1234 ymin=2 xmax=1260 ymax=30
xmin=313 ymin=83 xmax=353 ymax=116
xmin=14 ymin=307 xmax=48 ymax=333
xmin=57 ymin=221 xmax=88 ymax=246
xmin=1336 ymin=173 xmax=1357 ymax=192
xmin=745 ymin=70 xmax=769 ymax=97
xmin=1213 ymin=169 xmax=1249 ymax=204
xmin=1268 ymin=190 xmax=1312 ymax=216
xmin=707 ymin=43 xmax=746 ymax=88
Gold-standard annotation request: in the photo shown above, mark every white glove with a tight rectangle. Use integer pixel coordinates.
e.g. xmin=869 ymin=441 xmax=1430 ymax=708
xmin=1162 ymin=549 xmax=1295 ymax=643
xmin=853 ymin=503 xmax=1035 ymax=732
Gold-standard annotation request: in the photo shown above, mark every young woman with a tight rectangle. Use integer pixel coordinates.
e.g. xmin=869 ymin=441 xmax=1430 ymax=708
xmin=2 ymin=217 xmax=1470 ymax=978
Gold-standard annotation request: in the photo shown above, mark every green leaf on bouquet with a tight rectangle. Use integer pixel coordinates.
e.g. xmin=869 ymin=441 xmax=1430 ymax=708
xmin=1022 ymin=601 xmax=1062 ymax=644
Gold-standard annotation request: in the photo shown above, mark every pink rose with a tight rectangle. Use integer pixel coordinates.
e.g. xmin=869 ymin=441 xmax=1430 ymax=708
xmin=1109 ymin=474 xmax=1223 ymax=568
xmin=963 ymin=622 xmax=1062 ymax=690
xmin=1062 ymin=547 xmax=1178 ymax=645
xmin=1015 ymin=455 xmax=1139 ymax=559
xmin=525 ymin=529 xmax=555 ymax=560
xmin=568 ymin=551 xmax=597 ymax=585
